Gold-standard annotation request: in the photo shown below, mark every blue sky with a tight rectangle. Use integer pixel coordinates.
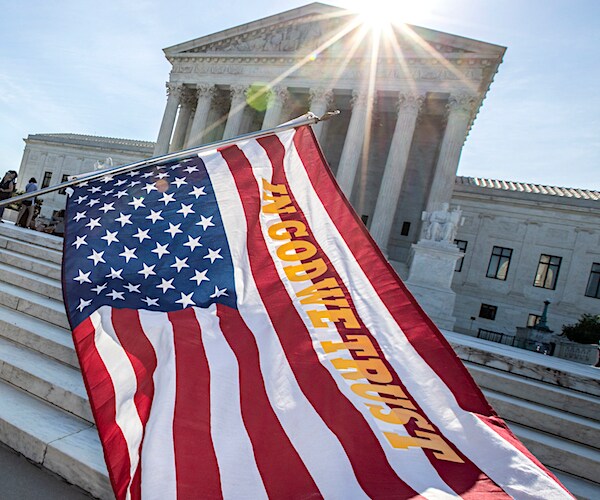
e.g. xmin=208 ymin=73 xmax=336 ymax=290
xmin=1 ymin=0 xmax=598 ymax=189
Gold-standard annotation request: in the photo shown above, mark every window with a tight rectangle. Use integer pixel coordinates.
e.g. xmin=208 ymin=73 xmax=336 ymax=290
xmin=585 ymin=263 xmax=600 ymax=299
xmin=360 ymin=214 xmax=369 ymax=226
xmin=58 ymin=174 xmax=70 ymax=195
xmin=455 ymin=239 xmax=468 ymax=272
xmin=41 ymin=171 xmax=52 ymax=189
xmin=533 ymin=254 xmax=561 ymax=289
xmin=479 ymin=303 xmax=497 ymax=320
xmin=527 ymin=314 xmax=541 ymax=328
xmin=486 ymin=246 xmax=513 ymax=280
xmin=400 ymin=221 xmax=411 ymax=236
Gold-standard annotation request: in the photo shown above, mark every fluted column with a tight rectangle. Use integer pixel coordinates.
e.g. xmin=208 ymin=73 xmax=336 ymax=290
xmin=262 ymin=85 xmax=289 ymax=130
xmin=309 ymin=87 xmax=334 ymax=139
xmin=170 ymin=88 xmax=195 ymax=152
xmin=185 ymin=84 xmax=216 ymax=148
xmin=154 ymin=83 xmax=182 ymax=155
xmin=222 ymin=85 xmax=248 ymax=140
xmin=336 ymin=90 xmax=373 ymax=198
xmin=426 ymin=93 xmax=477 ymax=212
xmin=370 ymin=93 xmax=424 ymax=251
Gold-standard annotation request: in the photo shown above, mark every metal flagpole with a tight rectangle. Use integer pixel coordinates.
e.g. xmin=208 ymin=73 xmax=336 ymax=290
xmin=0 ymin=111 xmax=339 ymax=208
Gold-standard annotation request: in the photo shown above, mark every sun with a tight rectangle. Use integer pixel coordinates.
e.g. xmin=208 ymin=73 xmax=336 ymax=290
xmin=341 ymin=0 xmax=438 ymax=28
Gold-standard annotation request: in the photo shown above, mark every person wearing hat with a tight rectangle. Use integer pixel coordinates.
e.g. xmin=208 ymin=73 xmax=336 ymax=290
xmin=0 ymin=170 xmax=18 ymax=222
xmin=16 ymin=177 xmax=38 ymax=228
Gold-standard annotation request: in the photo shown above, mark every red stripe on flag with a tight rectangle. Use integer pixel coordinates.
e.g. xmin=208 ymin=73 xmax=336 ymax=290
xmin=220 ymin=144 xmax=418 ymax=498
xmin=259 ymin=133 xmax=508 ymax=498
xmin=72 ymin=317 xmax=132 ymax=500
xmin=111 ymin=309 xmax=158 ymax=500
xmin=217 ymin=304 xmax=323 ymax=498
xmin=168 ymin=308 xmax=222 ymax=499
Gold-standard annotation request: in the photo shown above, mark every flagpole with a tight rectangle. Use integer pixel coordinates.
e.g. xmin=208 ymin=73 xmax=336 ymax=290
xmin=0 ymin=111 xmax=339 ymax=208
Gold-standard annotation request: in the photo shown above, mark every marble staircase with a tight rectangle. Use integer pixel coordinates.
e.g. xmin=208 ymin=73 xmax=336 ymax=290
xmin=0 ymin=223 xmax=598 ymax=499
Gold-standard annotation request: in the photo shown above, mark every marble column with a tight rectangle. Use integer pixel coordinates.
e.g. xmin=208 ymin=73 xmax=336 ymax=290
xmin=336 ymin=90 xmax=373 ymax=198
xmin=262 ymin=85 xmax=289 ymax=130
xmin=185 ymin=83 xmax=216 ymax=148
xmin=154 ymin=83 xmax=182 ymax=156
xmin=309 ymin=87 xmax=334 ymax=139
xmin=425 ymin=93 xmax=477 ymax=212
xmin=370 ymin=93 xmax=424 ymax=252
xmin=169 ymin=88 xmax=195 ymax=152
xmin=222 ymin=85 xmax=248 ymax=140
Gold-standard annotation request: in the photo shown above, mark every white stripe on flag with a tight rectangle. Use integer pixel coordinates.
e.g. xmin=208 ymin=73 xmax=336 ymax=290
xmin=203 ymin=150 xmax=369 ymax=499
xmin=278 ymin=129 xmax=571 ymax=499
xmin=194 ymin=304 xmax=268 ymax=500
xmin=238 ymin=138 xmax=459 ymax=499
xmin=137 ymin=310 xmax=177 ymax=500
xmin=91 ymin=307 xmax=143 ymax=500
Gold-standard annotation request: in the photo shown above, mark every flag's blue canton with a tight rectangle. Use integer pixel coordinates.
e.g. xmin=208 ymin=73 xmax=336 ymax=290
xmin=64 ymin=156 xmax=236 ymax=327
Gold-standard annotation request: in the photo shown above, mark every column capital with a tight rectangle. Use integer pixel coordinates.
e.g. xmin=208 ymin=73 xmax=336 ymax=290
xmin=447 ymin=93 xmax=478 ymax=115
xmin=230 ymin=84 xmax=247 ymax=99
xmin=268 ymin=85 xmax=289 ymax=104
xmin=166 ymin=82 xmax=183 ymax=98
xmin=351 ymin=89 xmax=377 ymax=108
xmin=396 ymin=92 xmax=425 ymax=113
xmin=196 ymin=83 xmax=216 ymax=100
xmin=309 ymin=87 xmax=334 ymax=105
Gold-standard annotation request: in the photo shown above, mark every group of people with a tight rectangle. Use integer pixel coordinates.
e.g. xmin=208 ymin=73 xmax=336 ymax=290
xmin=0 ymin=170 xmax=38 ymax=228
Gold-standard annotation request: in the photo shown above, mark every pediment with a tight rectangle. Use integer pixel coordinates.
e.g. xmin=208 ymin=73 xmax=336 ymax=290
xmin=164 ymin=2 xmax=505 ymax=61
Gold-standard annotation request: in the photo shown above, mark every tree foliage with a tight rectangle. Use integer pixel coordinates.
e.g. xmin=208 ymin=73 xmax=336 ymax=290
xmin=562 ymin=314 xmax=600 ymax=345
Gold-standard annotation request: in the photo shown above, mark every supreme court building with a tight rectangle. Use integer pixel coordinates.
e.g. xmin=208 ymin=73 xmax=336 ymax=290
xmin=15 ymin=3 xmax=600 ymax=338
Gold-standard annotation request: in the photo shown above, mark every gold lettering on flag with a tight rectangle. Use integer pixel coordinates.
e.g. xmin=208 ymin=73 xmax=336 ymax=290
xmin=261 ymin=179 xmax=463 ymax=463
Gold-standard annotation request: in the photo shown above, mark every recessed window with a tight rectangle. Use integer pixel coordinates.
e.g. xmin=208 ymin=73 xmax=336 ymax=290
xmin=41 ymin=171 xmax=52 ymax=189
xmin=455 ymin=239 xmax=468 ymax=272
xmin=527 ymin=314 xmax=541 ymax=328
xmin=585 ymin=263 xmax=600 ymax=299
xmin=361 ymin=214 xmax=369 ymax=226
xmin=58 ymin=174 xmax=70 ymax=195
xmin=486 ymin=246 xmax=513 ymax=280
xmin=400 ymin=221 xmax=411 ymax=236
xmin=479 ymin=303 xmax=497 ymax=320
xmin=533 ymin=254 xmax=561 ymax=290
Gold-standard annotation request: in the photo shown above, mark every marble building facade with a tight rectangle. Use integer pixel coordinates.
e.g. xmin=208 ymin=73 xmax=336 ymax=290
xmin=13 ymin=3 xmax=600 ymax=337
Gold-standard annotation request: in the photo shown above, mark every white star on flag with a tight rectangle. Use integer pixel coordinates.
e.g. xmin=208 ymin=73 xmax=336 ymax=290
xmin=128 ymin=197 xmax=146 ymax=210
xmin=119 ymin=247 xmax=138 ymax=263
xmin=105 ymin=267 xmax=124 ymax=280
xmin=183 ymin=235 xmax=202 ymax=252
xmin=138 ymin=263 xmax=157 ymax=279
xmin=133 ymin=228 xmax=151 ymax=243
xmin=87 ymin=249 xmax=106 ymax=266
xmin=101 ymin=230 xmax=119 ymax=246
xmin=190 ymin=186 xmax=206 ymax=198
xmin=146 ymin=210 xmax=164 ymax=223
xmin=115 ymin=213 xmax=133 ymax=227
xmin=165 ymin=223 xmax=183 ymax=238
xmin=90 ymin=283 xmax=107 ymax=294
xmin=76 ymin=298 xmax=92 ymax=312
xmin=85 ymin=218 xmax=102 ymax=230
xmin=190 ymin=269 xmax=210 ymax=285
xmin=177 ymin=203 xmax=195 ymax=218
xmin=204 ymin=248 xmax=223 ymax=263
xmin=72 ymin=235 xmax=88 ymax=249
xmin=74 ymin=270 xmax=92 ymax=284
xmin=196 ymin=215 xmax=214 ymax=230
xmin=107 ymin=290 xmax=125 ymax=300
xmin=152 ymin=242 xmax=170 ymax=259
xmin=209 ymin=286 xmax=228 ymax=298
xmin=124 ymin=283 xmax=141 ymax=293
xmin=159 ymin=192 xmax=176 ymax=205
xmin=172 ymin=177 xmax=188 ymax=188
xmin=157 ymin=278 xmax=175 ymax=293
xmin=171 ymin=257 xmax=189 ymax=273
xmin=175 ymin=292 xmax=196 ymax=308
xmin=141 ymin=296 xmax=159 ymax=307
xmin=73 ymin=211 xmax=87 ymax=222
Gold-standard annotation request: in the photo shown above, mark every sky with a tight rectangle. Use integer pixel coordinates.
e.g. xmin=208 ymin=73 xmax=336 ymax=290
xmin=1 ymin=0 xmax=598 ymax=189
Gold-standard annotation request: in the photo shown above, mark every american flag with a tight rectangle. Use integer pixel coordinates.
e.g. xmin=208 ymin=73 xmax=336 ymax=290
xmin=63 ymin=126 xmax=571 ymax=499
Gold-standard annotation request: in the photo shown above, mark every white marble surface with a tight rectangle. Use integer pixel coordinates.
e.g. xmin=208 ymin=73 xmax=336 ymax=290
xmin=0 ymin=246 xmax=61 ymax=281
xmin=0 ymin=234 xmax=63 ymax=264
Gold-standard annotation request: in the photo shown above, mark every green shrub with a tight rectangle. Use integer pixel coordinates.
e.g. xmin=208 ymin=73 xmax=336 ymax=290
xmin=562 ymin=314 xmax=600 ymax=344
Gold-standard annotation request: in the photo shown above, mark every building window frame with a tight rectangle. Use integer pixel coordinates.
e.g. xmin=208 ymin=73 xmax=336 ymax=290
xmin=455 ymin=239 xmax=468 ymax=272
xmin=479 ymin=303 xmax=497 ymax=320
xmin=486 ymin=246 xmax=513 ymax=281
xmin=585 ymin=263 xmax=600 ymax=299
xmin=527 ymin=314 xmax=541 ymax=328
xmin=533 ymin=254 xmax=562 ymax=290
xmin=41 ymin=171 xmax=53 ymax=189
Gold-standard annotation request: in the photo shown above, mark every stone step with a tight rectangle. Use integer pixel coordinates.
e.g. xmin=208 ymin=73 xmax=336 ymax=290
xmin=0 ymin=380 xmax=111 ymax=499
xmin=445 ymin=331 xmax=600 ymax=398
xmin=0 ymin=336 xmax=91 ymax=422
xmin=550 ymin=468 xmax=600 ymax=500
xmin=0 ymin=304 xmax=77 ymax=368
xmin=484 ymin=388 xmax=600 ymax=449
xmin=0 ymin=245 xmax=62 ymax=281
xmin=0 ymin=232 xmax=63 ymax=265
xmin=0 ymin=280 xmax=70 ymax=329
xmin=467 ymin=362 xmax=599 ymax=421
xmin=0 ymin=260 xmax=63 ymax=301
xmin=0 ymin=223 xmax=64 ymax=252
xmin=509 ymin=421 xmax=600 ymax=484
